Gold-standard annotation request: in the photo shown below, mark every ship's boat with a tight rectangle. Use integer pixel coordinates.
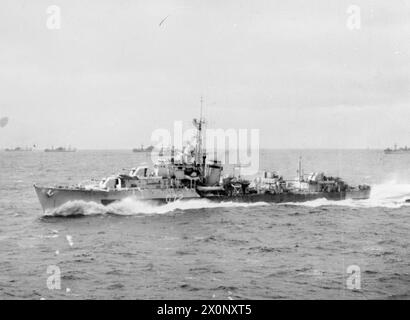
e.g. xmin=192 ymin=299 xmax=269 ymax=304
xmin=34 ymin=108 xmax=371 ymax=213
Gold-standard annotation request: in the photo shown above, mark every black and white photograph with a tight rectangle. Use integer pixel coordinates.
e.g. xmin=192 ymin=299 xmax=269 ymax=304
xmin=0 ymin=0 xmax=409 ymax=303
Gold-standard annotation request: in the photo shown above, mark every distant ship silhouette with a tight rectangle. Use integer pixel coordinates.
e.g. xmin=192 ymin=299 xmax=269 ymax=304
xmin=384 ymin=144 xmax=410 ymax=154
xmin=44 ymin=146 xmax=76 ymax=152
xmin=5 ymin=146 xmax=32 ymax=152
xmin=132 ymin=145 xmax=154 ymax=153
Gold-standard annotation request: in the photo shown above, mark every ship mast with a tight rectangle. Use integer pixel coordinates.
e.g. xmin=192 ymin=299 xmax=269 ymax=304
xmin=194 ymin=96 xmax=205 ymax=165
xmin=297 ymin=156 xmax=302 ymax=182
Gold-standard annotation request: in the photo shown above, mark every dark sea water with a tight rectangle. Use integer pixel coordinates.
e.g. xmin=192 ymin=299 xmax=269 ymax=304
xmin=0 ymin=149 xmax=409 ymax=300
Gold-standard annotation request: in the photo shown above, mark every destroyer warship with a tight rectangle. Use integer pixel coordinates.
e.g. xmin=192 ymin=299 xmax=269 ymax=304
xmin=34 ymin=112 xmax=371 ymax=213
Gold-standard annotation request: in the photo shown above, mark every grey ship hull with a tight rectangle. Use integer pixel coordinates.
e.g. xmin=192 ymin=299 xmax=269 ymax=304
xmin=34 ymin=184 xmax=370 ymax=213
xmin=200 ymin=189 xmax=371 ymax=203
xmin=34 ymin=184 xmax=200 ymax=213
xmin=384 ymin=150 xmax=410 ymax=154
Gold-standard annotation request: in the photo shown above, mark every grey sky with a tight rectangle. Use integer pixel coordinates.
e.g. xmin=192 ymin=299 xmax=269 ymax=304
xmin=0 ymin=0 xmax=409 ymax=149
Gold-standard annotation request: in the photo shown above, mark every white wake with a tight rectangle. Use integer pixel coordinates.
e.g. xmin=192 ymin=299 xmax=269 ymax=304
xmin=281 ymin=182 xmax=410 ymax=209
xmin=45 ymin=181 xmax=410 ymax=216
xmin=46 ymin=198 xmax=269 ymax=217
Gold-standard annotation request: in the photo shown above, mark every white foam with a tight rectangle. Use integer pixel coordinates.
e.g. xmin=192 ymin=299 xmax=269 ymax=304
xmin=45 ymin=181 xmax=410 ymax=216
xmin=281 ymin=182 xmax=410 ymax=209
xmin=46 ymin=198 xmax=269 ymax=217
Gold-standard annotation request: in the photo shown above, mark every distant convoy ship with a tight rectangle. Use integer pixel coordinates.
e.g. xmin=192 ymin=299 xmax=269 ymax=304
xmin=44 ymin=146 xmax=76 ymax=152
xmin=384 ymin=144 xmax=410 ymax=154
xmin=5 ymin=147 xmax=33 ymax=152
xmin=132 ymin=145 xmax=165 ymax=157
xmin=132 ymin=145 xmax=154 ymax=153
xmin=33 ymin=106 xmax=371 ymax=213
xmin=3 ymin=145 xmax=76 ymax=152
